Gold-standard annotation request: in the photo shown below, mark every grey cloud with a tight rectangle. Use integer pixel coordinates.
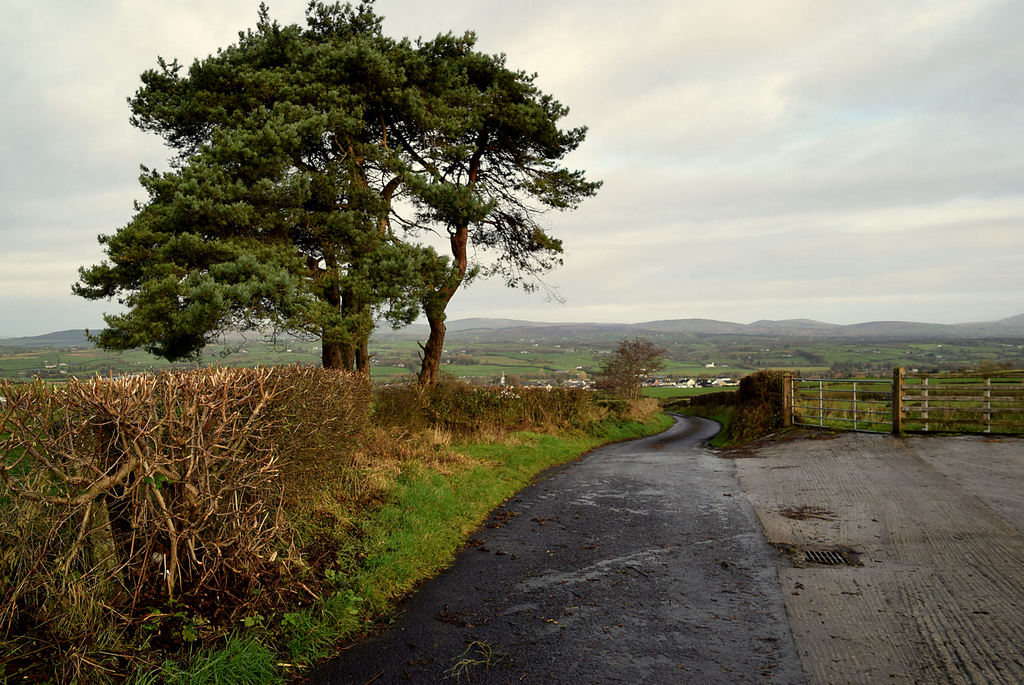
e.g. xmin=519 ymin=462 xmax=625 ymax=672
xmin=1 ymin=0 xmax=1022 ymax=336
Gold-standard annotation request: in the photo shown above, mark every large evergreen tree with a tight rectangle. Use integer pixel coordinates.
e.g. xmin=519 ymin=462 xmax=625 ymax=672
xmin=394 ymin=33 xmax=600 ymax=384
xmin=76 ymin=2 xmax=422 ymax=370
xmin=76 ymin=2 xmax=598 ymax=377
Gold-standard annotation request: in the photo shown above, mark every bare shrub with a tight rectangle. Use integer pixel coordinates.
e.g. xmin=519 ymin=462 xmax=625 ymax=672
xmin=373 ymin=381 xmax=601 ymax=436
xmin=268 ymin=366 xmax=371 ymax=504
xmin=0 ymin=369 xmax=291 ymax=678
xmin=683 ymin=370 xmax=787 ymax=443
xmin=596 ymin=337 xmax=667 ymax=399
xmin=730 ymin=370 xmax=788 ymax=441
xmin=614 ymin=396 xmax=661 ymax=422
xmin=688 ymin=390 xmax=741 ymax=408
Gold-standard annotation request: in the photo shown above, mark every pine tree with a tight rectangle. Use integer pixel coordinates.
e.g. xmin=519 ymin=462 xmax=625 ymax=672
xmin=75 ymin=2 xmax=598 ymax=376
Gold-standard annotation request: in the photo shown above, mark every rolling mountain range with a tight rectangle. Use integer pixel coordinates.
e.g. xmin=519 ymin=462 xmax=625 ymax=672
xmin=636 ymin=315 xmax=1024 ymax=338
xmin=421 ymin=314 xmax=1024 ymax=340
xmin=3 ymin=314 xmax=1024 ymax=348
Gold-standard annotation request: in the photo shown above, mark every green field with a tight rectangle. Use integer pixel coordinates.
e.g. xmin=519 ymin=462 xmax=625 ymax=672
xmin=2 ymin=327 xmax=1022 ymax=384
xmin=641 ymin=386 xmax=737 ymax=398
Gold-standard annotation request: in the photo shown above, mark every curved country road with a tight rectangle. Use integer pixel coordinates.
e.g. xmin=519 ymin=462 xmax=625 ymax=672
xmin=308 ymin=416 xmax=804 ymax=684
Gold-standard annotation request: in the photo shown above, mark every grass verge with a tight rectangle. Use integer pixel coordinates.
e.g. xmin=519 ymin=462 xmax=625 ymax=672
xmin=676 ymin=404 xmax=735 ymax=447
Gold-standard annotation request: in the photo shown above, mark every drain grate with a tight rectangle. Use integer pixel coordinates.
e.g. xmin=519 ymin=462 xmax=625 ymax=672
xmin=804 ymin=549 xmax=848 ymax=565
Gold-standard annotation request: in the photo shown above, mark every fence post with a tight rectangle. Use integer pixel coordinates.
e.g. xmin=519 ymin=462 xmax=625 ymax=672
xmin=922 ymin=377 xmax=929 ymax=432
xmin=783 ymin=373 xmax=793 ymax=427
xmin=984 ymin=377 xmax=991 ymax=433
xmin=853 ymin=381 xmax=859 ymax=431
xmin=817 ymin=380 xmax=824 ymax=427
xmin=892 ymin=367 xmax=904 ymax=435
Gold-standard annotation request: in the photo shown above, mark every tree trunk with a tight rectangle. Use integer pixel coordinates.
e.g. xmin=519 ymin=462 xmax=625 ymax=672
xmin=417 ymin=226 xmax=468 ymax=385
xmin=418 ymin=312 xmax=446 ymax=386
xmin=319 ymin=258 xmax=355 ymax=370
xmin=322 ymin=340 xmax=348 ymax=369
xmin=356 ymin=337 xmax=370 ymax=373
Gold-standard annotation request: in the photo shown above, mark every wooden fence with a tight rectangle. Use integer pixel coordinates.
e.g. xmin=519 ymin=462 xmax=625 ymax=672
xmin=786 ymin=369 xmax=1024 ymax=435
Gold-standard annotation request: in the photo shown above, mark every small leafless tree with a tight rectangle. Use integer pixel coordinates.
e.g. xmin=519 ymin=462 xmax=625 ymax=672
xmin=598 ymin=337 xmax=667 ymax=399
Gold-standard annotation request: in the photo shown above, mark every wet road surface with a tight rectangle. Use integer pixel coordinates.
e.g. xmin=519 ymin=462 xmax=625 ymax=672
xmin=309 ymin=416 xmax=804 ymax=684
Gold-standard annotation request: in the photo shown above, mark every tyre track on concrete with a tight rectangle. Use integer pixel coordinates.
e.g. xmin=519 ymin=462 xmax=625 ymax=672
xmin=309 ymin=417 xmax=804 ymax=684
xmin=736 ymin=432 xmax=1024 ymax=684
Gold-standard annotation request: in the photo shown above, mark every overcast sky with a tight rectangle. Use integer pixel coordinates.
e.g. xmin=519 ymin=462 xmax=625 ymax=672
xmin=2 ymin=0 xmax=1023 ymax=337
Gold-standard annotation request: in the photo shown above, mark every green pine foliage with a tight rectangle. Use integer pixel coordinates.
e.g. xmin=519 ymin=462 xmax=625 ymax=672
xmin=75 ymin=2 xmax=599 ymax=378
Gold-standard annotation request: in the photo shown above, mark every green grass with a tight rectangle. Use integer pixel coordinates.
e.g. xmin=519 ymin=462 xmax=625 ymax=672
xmin=5 ymin=330 xmax=1023 ymax=383
xmin=678 ymin=405 xmax=735 ymax=447
xmin=369 ymin=365 xmax=414 ymax=378
xmin=132 ymin=635 xmax=280 ymax=685
xmin=439 ymin=364 xmax=550 ymax=377
xmin=660 ymin=361 xmax=755 ymax=376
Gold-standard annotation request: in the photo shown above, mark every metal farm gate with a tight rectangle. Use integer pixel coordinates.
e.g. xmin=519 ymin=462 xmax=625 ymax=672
xmin=788 ymin=376 xmax=893 ymax=433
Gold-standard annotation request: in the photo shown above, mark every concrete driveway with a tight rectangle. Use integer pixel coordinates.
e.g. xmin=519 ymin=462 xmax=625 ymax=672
xmin=736 ymin=431 xmax=1024 ymax=684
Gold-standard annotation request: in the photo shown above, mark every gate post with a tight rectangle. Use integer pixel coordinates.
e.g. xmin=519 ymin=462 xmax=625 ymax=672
xmin=922 ymin=377 xmax=929 ymax=432
xmin=983 ymin=377 xmax=992 ymax=434
xmin=892 ymin=367 xmax=904 ymax=435
xmin=783 ymin=373 xmax=793 ymax=427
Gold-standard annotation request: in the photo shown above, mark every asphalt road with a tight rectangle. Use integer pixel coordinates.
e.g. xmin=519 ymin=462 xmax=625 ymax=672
xmin=308 ymin=416 xmax=804 ymax=684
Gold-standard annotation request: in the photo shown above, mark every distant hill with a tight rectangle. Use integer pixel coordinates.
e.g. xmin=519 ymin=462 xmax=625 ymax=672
xmin=431 ymin=315 xmax=1024 ymax=341
xmin=446 ymin=318 xmax=556 ymax=332
xmin=841 ymin=321 xmax=957 ymax=338
xmin=952 ymin=313 xmax=1024 ymax=336
xmin=0 ymin=329 xmax=93 ymax=348
xmin=747 ymin=319 xmax=844 ymax=335
xmin=5 ymin=314 xmax=1024 ymax=349
xmin=998 ymin=313 xmax=1024 ymax=327
xmin=636 ymin=318 xmax=751 ymax=335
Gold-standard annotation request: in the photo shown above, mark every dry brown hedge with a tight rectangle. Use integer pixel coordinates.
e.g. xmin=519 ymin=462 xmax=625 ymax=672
xmin=683 ymin=370 xmax=788 ymax=443
xmin=730 ymin=369 xmax=788 ymax=441
xmin=372 ymin=380 xmax=604 ymax=435
xmin=0 ymin=366 xmax=369 ymax=680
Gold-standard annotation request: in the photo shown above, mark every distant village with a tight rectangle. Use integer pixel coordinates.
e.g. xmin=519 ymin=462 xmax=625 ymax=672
xmin=497 ymin=373 xmax=739 ymax=391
